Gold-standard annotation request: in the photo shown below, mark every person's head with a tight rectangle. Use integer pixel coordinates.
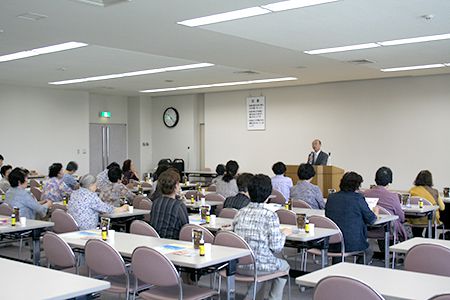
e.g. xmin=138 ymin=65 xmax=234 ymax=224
xmin=375 ymin=167 xmax=393 ymax=187
xmin=80 ymin=174 xmax=97 ymax=192
xmin=215 ymin=164 xmax=226 ymax=176
xmin=158 ymin=169 xmax=180 ymax=196
xmin=223 ymin=160 xmax=239 ymax=183
xmin=414 ymin=170 xmax=433 ymax=187
xmin=297 ymin=163 xmax=315 ymax=180
xmin=122 ymin=159 xmax=132 ymax=173
xmin=237 ymin=173 xmax=254 ymax=193
xmin=312 ymin=139 xmax=322 ymax=152
xmin=248 ymin=174 xmax=272 ymax=203
xmin=154 ymin=164 xmax=170 ymax=181
xmin=21 ymin=168 xmax=30 ymax=176
xmin=66 ymin=161 xmax=78 ymax=174
xmin=0 ymin=154 xmax=3 ymax=167
xmin=107 ymin=162 xmax=120 ymax=170
xmin=272 ymin=162 xmax=287 ymax=176
xmin=108 ymin=167 xmax=122 ymax=183
xmin=339 ymin=171 xmax=363 ymax=192
xmin=49 ymin=163 xmax=64 ymax=178
xmin=1 ymin=165 xmax=13 ymax=179
xmin=8 ymin=168 xmax=28 ymax=188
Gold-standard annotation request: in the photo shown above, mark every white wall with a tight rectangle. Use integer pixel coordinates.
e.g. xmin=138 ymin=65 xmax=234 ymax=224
xmin=151 ymin=94 xmax=203 ymax=171
xmin=89 ymin=93 xmax=128 ymax=124
xmin=204 ymin=74 xmax=450 ymax=190
xmin=0 ymin=84 xmax=90 ymax=175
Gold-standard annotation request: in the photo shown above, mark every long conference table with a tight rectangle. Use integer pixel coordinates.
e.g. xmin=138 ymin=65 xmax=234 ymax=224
xmin=59 ymin=230 xmax=250 ymax=300
xmin=1 ymin=257 xmax=110 ymax=299
xmin=296 ymin=262 xmax=450 ymax=300
xmin=401 ymin=204 xmax=438 ymax=238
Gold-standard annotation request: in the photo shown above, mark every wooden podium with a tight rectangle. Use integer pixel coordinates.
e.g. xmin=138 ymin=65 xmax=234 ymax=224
xmin=286 ymin=165 xmax=345 ymax=198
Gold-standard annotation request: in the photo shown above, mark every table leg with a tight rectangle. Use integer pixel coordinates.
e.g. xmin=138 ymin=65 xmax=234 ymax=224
xmin=384 ymin=221 xmax=390 ymax=268
xmin=32 ymin=229 xmax=41 ymax=265
xmin=226 ymin=259 xmax=237 ymax=300
xmin=427 ymin=212 xmax=433 ymax=239
xmin=321 ymin=237 xmax=329 ymax=269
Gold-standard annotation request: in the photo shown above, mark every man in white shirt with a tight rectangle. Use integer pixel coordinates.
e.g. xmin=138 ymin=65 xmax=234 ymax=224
xmin=307 ymin=139 xmax=329 ymax=165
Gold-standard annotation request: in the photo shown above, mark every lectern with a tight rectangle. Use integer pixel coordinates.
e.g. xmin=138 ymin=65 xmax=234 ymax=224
xmin=285 ymin=165 xmax=345 ymax=198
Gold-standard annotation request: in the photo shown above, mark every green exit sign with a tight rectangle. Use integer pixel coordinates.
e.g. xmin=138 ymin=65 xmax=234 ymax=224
xmin=100 ymin=111 xmax=111 ymax=118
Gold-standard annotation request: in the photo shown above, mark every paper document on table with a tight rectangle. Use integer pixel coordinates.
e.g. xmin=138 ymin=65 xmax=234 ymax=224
xmin=153 ymin=244 xmax=192 ymax=254
xmin=65 ymin=230 xmax=102 ymax=240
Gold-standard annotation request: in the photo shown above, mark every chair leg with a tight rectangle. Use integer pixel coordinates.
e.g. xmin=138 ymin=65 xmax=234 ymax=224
xmin=288 ymin=275 xmax=291 ymax=300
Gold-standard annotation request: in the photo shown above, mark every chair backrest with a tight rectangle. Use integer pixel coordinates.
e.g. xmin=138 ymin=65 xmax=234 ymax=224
xmin=205 ymin=192 xmax=225 ymax=202
xmin=429 ymin=294 xmax=450 ymax=300
xmin=137 ymin=198 xmax=152 ymax=210
xmin=292 ymin=199 xmax=313 ymax=209
xmin=43 ymin=232 xmax=76 ymax=268
xmin=51 ymin=203 xmax=68 ymax=213
xmin=85 ymin=239 xmax=127 ymax=276
xmin=30 ymin=187 xmax=42 ymax=201
xmin=185 ymin=190 xmax=197 ymax=200
xmin=132 ymin=195 xmax=147 ymax=207
xmin=207 ymin=184 xmax=216 ymax=192
xmin=410 ymin=196 xmax=432 ymax=206
xmin=214 ymin=231 xmax=254 ymax=265
xmin=179 ymin=224 xmax=215 ymax=244
xmin=29 ymin=179 xmax=40 ymax=188
xmin=0 ymin=203 xmax=13 ymax=216
xmin=0 ymin=188 xmax=4 ymax=195
xmin=52 ymin=209 xmax=79 ymax=233
xmin=219 ymin=208 xmax=238 ymax=219
xmin=130 ymin=220 xmax=159 ymax=237
xmin=141 ymin=182 xmax=152 ymax=188
xmin=313 ymin=275 xmax=385 ymax=300
xmin=276 ymin=209 xmax=297 ymax=225
xmin=308 ymin=215 xmax=343 ymax=245
xmin=405 ymin=243 xmax=450 ymax=277
xmin=132 ymin=246 xmax=180 ymax=287
xmin=376 ymin=206 xmax=391 ymax=215
xmin=269 ymin=189 xmax=286 ymax=205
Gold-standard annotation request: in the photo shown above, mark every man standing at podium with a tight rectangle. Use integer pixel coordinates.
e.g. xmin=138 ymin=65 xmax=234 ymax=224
xmin=307 ymin=139 xmax=329 ymax=165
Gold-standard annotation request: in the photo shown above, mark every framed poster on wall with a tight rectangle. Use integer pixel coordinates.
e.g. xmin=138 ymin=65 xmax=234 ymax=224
xmin=246 ymin=96 xmax=265 ymax=130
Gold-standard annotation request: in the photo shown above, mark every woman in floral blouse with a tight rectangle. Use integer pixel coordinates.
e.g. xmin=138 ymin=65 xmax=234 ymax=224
xmin=41 ymin=163 xmax=72 ymax=203
xmin=68 ymin=174 xmax=128 ymax=230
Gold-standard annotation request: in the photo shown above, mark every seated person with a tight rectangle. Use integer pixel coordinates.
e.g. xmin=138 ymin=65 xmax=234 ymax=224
xmin=122 ymin=159 xmax=139 ymax=185
xmin=408 ymin=170 xmax=445 ymax=237
xmin=271 ymin=162 xmax=293 ymax=201
xmin=96 ymin=162 xmax=120 ymax=191
xmin=99 ymin=167 xmax=135 ymax=206
xmin=0 ymin=154 xmax=3 ymax=167
xmin=233 ymin=174 xmax=292 ymax=300
xmin=42 ymin=163 xmax=73 ymax=203
xmin=364 ymin=167 xmax=407 ymax=241
xmin=215 ymin=160 xmax=239 ymax=198
xmin=211 ymin=164 xmax=225 ymax=185
xmin=5 ymin=168 xmax=51 ymax=219
xmin=0 ymin=164 xmax=13 ymax=192
xmin=290 ymin=163 xmax=325 ymax=209
xmin=68 ymin=174 xmax=128 ymax=230
xmin=325 ymin=171 xmax=378 ymax=264
xmin=223 ymin=173 xmax=253 ymax=209
xmin=149 ymin=164 xmax=170 ymax=201
xmin=63 ymin=161 xmax=80 ymax=190
xmin=150 ymin=169 xmax=189 ymax=239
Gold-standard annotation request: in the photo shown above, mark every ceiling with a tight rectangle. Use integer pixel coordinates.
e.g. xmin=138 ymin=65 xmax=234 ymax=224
xmin=0 ymin=0 xmax=449 ymax=96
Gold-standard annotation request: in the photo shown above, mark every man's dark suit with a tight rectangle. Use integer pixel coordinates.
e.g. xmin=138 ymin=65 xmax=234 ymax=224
xmin=307 ymin=151 xmax=329 ymax=165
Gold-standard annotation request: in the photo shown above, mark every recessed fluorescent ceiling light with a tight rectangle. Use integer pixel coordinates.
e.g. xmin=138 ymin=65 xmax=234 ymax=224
xmin=381 ymin=64 xmax=447 ymax=72
xmin=378 ymin=33 xmax=450 ymax=46
xmin=49 ymin=63 xmax=214 ymax=85
xmin=304 ymin=43 xmax=380 ymax=55
xmin=177 ymin=7 xmax=270 ymax=27
xmin=140 ymin=77 xmax=297 ymax=93
xmin=262 ymin=0 xmax=339 ymax=12
xmin=0 ymin=42 xmax=87 ymax=63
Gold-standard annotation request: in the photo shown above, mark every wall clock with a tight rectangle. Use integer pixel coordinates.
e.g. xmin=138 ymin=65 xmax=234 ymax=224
xmin=163 ymin=107 xmax=179 ymax=128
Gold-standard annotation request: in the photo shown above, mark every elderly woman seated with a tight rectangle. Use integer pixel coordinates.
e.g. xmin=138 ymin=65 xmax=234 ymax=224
xmin=68 ymin=174 xmax=128 ymax=230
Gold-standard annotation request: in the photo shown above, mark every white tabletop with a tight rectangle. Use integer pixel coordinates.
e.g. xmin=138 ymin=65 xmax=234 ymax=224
xmin=101 ymin=208 xmax=150 ymax=219
xmin=390 ymin=237 xmax=450 ymax=254
xmin=0 ymin=258 xmax=110 ymax=299
xmin=296 ymin=262 xmax=450 ymax=300
xmin=189 ymin=216 xmax=233 ymax=231
xmin=59 ymin=230 xmax=250 ymax=269
xmin=442 ymin=197 xmax=450 ymax=204
xmin=401 ymin=204 xmax=438 ymax=214
xmin=0 ymin=217 xmax=54 ymax=234
xmin=184 ymin=200 xmax=223 ymax=208
xmin=184 ymin=170 xmax=217 ymax=175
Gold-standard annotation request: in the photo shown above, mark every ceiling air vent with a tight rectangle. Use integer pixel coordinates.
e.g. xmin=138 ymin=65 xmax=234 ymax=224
xmin=233 ymin=70 xmax=260 ymax=75
xmin=72 ymin=0 xmax=130 ymax=7
xmin=347 ymin=59 xmax=375 ymax=65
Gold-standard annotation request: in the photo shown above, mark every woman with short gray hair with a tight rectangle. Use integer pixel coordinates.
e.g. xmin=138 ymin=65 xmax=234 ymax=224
xmin=68 ymin=174 xmax=129 ymax=230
